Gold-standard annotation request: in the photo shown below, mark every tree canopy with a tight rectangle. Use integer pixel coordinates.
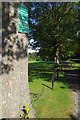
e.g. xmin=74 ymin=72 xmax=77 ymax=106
xmin=26 ymin=2 xmax=80 ymax=60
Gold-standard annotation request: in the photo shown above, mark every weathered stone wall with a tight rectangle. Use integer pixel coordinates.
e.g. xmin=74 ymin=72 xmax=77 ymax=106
xmin=1 ymin=2 xmax=34 ymax=118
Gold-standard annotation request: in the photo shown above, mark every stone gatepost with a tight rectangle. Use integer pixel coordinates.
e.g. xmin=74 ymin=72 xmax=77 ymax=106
xmin=1 ymin=2 xmax=34 ymax=118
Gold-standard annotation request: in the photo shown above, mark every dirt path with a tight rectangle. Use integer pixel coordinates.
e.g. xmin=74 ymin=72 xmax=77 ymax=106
xmin=62 ymin=62 xmax=80 ymax=120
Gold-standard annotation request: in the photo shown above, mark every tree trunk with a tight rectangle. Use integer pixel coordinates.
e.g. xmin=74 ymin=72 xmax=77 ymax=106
xmin=54 ymin=48 xmax=60 ymax=79
xmin=55 ymin=48 xmax=60 ymax=65
xmin=0 ymin=2 xmax=2 ymax=118
xmin=1 ymin=2 xmax=34 ymax=118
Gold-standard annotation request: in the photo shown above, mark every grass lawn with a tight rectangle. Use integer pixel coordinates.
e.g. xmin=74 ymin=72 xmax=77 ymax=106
xmin=66 ymin=60 xmax=80 ymax=69
xmin=28 ymin=61 xmax=77 ymax=118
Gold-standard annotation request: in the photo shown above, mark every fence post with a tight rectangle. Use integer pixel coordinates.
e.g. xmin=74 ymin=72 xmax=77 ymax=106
xmin=52 ymin=73 xmax=54 ymax=89
xmin=57 ymin=67 xmax=59 ymax=79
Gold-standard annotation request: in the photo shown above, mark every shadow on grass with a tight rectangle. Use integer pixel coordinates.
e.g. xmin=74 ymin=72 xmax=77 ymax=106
xmin=28 ymin=61 xmax=80 ymax=92
xmin=28 ymin=62 xmax=65 ymax=84
xmin=42 ymin=83 xmax=52 ymax=90
xmin=28 ymin=62 xmax=67 ymax=92
xmin=28 ymin=61 xmax=80 ymax=119
xmin=28 ymin=61 xmax=54 ymax=82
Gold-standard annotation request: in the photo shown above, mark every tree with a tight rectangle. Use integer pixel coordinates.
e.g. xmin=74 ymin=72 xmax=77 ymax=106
xmin=28 ymin=2 xmax=79 ymax=61
xmin=2 ymin=2 xmax=34 ymax=118
xmin=28 ymin=52 xmax=42 ymax=61
xmin=73 ymin=2 xmax=80 ymax=59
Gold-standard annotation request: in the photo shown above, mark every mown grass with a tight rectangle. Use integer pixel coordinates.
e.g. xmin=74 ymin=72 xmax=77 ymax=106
xmin=28 ymin=61 xmax=75 ymax=118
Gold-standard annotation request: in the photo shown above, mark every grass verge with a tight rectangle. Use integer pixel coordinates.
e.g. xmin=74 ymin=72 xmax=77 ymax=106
xmin=28 ymin=61 xmax=75 ymax=118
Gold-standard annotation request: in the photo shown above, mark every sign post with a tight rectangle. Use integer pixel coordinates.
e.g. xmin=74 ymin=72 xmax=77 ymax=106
xmin=18 ymin=4 xmax=29 ymax=33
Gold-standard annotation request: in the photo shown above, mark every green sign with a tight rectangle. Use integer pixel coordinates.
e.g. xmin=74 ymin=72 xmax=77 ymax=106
xmin=18 ymin=4 xmax=29 ymax=33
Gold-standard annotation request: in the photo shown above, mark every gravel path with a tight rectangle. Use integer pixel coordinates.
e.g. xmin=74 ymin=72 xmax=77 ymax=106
xmin=62 ymin=62 xmax=80 ymax=120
